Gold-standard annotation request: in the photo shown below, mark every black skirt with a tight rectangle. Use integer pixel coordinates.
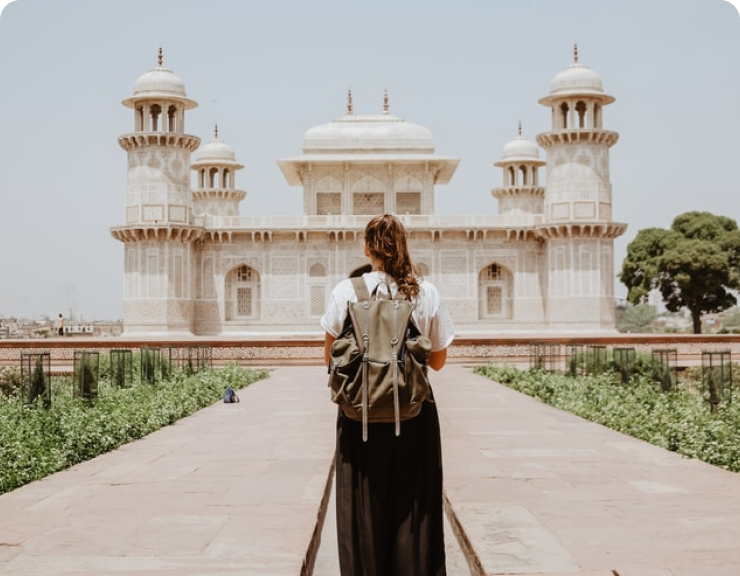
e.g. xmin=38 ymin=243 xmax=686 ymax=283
xmin=334 ymin=399 xmax=447 ymax=576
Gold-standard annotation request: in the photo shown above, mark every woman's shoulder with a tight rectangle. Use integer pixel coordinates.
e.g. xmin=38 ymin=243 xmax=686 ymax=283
xmin=332 ymin=277 xmax=357 ymax=296
xmin=415 ymin=278 xmax=442 ymax=305
xmin=418 ymin=277 xmax=439 ymax=294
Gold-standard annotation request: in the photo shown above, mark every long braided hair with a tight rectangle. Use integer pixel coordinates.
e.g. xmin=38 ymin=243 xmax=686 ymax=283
xmin=364 ymin=214 xmax=421 ymax=299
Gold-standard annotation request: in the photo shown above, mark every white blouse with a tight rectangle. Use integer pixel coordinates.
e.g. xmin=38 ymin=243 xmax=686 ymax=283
xmin=321 ymin=271 xmax=455 ymax=352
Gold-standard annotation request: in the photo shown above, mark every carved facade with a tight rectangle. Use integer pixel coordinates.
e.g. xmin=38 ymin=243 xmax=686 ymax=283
xmin=110 ymin=46 xmax=626 ymax=336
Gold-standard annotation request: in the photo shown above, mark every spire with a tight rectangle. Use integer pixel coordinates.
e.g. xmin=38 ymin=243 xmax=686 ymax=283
xmin=214 ymin=123 xmax=219 ymax=139
xmin=383 ymin=88 xmax=389 ymax=113
xmin=517 ymin=120 xmax=522 ymax=137
xmin=157 ymin=46 xmax=163 ymax=67
xmin=347 ymin=89 xmax=353 ymax=115
xmin=573 ymin=42 xmax=579 ymax=64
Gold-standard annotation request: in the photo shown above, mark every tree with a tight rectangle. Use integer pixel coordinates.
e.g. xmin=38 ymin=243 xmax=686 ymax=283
xmin=616 ymin=302 xmax=658 ymax=333
xmin=619 ymin=211 xmax=740 ymax=334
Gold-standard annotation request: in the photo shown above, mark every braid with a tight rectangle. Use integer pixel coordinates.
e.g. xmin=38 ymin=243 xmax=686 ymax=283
xmin=364 ymin=214 xmax=420 ymax=299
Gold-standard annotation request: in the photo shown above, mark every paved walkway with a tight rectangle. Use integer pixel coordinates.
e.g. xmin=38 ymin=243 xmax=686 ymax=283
xmin=1 ymin=365 xmax=740 ymax=575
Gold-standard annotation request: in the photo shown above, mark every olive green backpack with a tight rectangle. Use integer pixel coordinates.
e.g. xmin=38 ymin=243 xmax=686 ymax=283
xmin=328 ymin=277 xmax=433 ymax=441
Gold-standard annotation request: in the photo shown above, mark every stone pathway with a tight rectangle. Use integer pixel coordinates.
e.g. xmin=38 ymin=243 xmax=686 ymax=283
xmin=1 ymin=364 xmax=740 ymax=575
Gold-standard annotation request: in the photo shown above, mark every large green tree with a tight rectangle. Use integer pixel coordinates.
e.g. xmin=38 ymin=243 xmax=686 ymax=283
xmin=619 ymin=211 xmax=740 ymax=333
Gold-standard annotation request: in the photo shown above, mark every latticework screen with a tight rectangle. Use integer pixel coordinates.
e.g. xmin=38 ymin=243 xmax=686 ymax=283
xmin=317 ymin=192 xmax=342 ymax=215
xmin=396 ymin=192 xmax=421 ymax=215
xmin=486 ymin=286 xmax=503 ymax=315
xmin=310 ymin=285 xmax=325 ymax=316
xmin=353 ymin=192 xmax=384 ymax=215
xmin=237 ymin=287 xmax=253 ymax=316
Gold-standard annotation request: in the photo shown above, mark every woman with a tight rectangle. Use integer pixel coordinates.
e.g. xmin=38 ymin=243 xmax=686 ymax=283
xmin=321 ymin=214 xmax=455 ymax=576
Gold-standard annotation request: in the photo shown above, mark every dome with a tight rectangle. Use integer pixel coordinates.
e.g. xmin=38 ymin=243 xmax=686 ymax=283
xmin=279 ymin=93 xmax=459 ymax=186
xmin=549 ymin=63 xmax=606 ymax=97
xmin=195 ymin=138 xmax=237 ymax=163
xmin=494 ymin=126 xmax=545 ymax=168
xmin=192 ymin=130 xmax=243 ymax=169
xmin=539 ymin=46 xmax=615 ymax=105
xmin=133 ymin=66 xmax=188 ymax=99
xmin=302 ymin=114 xmax=435 ymax=153
xmin=121 ymin=50 xmax=197 ymax=110
xmin=501 ymin=135 xmax=540 ymax=161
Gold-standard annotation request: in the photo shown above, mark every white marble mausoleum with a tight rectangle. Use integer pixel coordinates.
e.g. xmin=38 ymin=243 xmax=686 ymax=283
xmin=110 ymin=46 xmax=627 ymax=337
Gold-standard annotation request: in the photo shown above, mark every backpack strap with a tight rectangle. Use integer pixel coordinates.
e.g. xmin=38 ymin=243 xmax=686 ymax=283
xmin=349 ymin=277 xmax=371 ymax=440
xmin=350 ymin=276 xmax=370 ymax=301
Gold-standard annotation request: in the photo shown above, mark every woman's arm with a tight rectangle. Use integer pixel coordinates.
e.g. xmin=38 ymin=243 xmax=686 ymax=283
xmin=324 ymin=333 xmax=336 ymax=366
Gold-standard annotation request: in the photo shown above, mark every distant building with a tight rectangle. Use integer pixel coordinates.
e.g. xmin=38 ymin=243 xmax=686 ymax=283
xmin=111 ymin=45 xmax=626 ymax=336
xmin=61 ymin=324 xmax=94 ymax=336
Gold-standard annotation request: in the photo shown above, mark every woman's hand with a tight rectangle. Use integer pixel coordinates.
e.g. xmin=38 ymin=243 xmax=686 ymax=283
xmin=428 ymin=349 xmax=447 ymax=371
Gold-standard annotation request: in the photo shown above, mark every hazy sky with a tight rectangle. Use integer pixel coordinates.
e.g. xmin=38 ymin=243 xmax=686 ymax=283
xmin=0 ymin=0 xmax=738 ymax=321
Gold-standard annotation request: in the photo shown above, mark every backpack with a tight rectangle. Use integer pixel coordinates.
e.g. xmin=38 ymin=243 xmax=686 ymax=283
xmin=223 ymin=387 xmax=240 ymax=403
xmin=328 ymin=277 xmax=432 ymax=441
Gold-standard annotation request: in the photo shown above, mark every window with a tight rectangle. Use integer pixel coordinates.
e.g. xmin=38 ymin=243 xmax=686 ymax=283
xmin=397 ymin=192 xmax=421 ymax=215
xmin=576 ymin=101 xmax=587 ymax=128
xmin=308 ymin=262 xmax=327 ymax=315
xmin=310 ymin=286 xmax=325 ymax=316
xmin=317 ymin=192 xmax=341 ymax=215
xmin=486 ymin=286 xmax=503 ymax=315
xmin=226 ymin=265 xmax=259 ymax=320
xmin=479 ymin=263 xmax=512 ymax=319
xmin=236 ymin=287 xmax=253 ymax=316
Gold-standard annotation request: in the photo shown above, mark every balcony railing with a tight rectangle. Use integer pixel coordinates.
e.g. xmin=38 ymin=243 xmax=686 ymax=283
xmin=197 ymin=213 xmax=545 ymax=230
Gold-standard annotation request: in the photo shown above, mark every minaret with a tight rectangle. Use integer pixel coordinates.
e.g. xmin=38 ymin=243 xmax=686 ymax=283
xmin=536 ymin=45 xmax=627 ymax=331
xmin=492 ymin=122 xmax=545 ymax=219
xmin=110 ymin=49 xmax=202 ymax=335
xmin=191 ymin=124 xmax=246 ymax=219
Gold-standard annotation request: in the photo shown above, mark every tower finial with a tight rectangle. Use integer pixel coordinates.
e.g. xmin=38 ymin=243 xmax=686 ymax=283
xmin=347 ymin=89 xmax=353 ymax=115
xmin=157 ymin=46 xmax=163 ymax=67
xmin=383 ymin=88 xmax=389 ymax=113
xmin=518 ymin=120 xmax=522 ymax=137
xmin=573 ymin=42 xmax=579 ymax=64
xmin=214 ymin=123 xmax=218 ymax=139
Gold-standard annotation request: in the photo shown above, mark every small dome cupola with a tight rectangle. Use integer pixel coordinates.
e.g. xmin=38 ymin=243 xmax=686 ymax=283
xmin=122 ymin=47 xmax=197 ymax=111
xmin=493 ymin=122 xmax=545 ymax=213
xmin=193 ymin=124 xmax=241 ymax=166
xmin=191 ymin=124 xmax=245 ymax=192
xmin=120 ymin=48 xmax=198 ymax=135
xmin=540 ymin=43 xmax=614 ymax=105
xmin=538 ymin=44 xmax=615 ymax=131
xmin=190 ymin=125 xmax=246 ymax=218
xmin=498 ymin=122 xmax=542 ymax=163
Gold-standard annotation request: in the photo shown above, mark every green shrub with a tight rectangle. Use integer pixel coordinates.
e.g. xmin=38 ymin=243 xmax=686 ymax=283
xmin=0 ymin=366 xmax=22 ymax=397
xmin=0 ymin=364 xmax=268 ymax=495
xmin=475 ymin=365 xmax=740 ymax=473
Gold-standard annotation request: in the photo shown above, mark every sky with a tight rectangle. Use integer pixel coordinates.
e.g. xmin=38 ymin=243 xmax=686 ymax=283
xmin=0 ymin=0 xmax=738 ymax=321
